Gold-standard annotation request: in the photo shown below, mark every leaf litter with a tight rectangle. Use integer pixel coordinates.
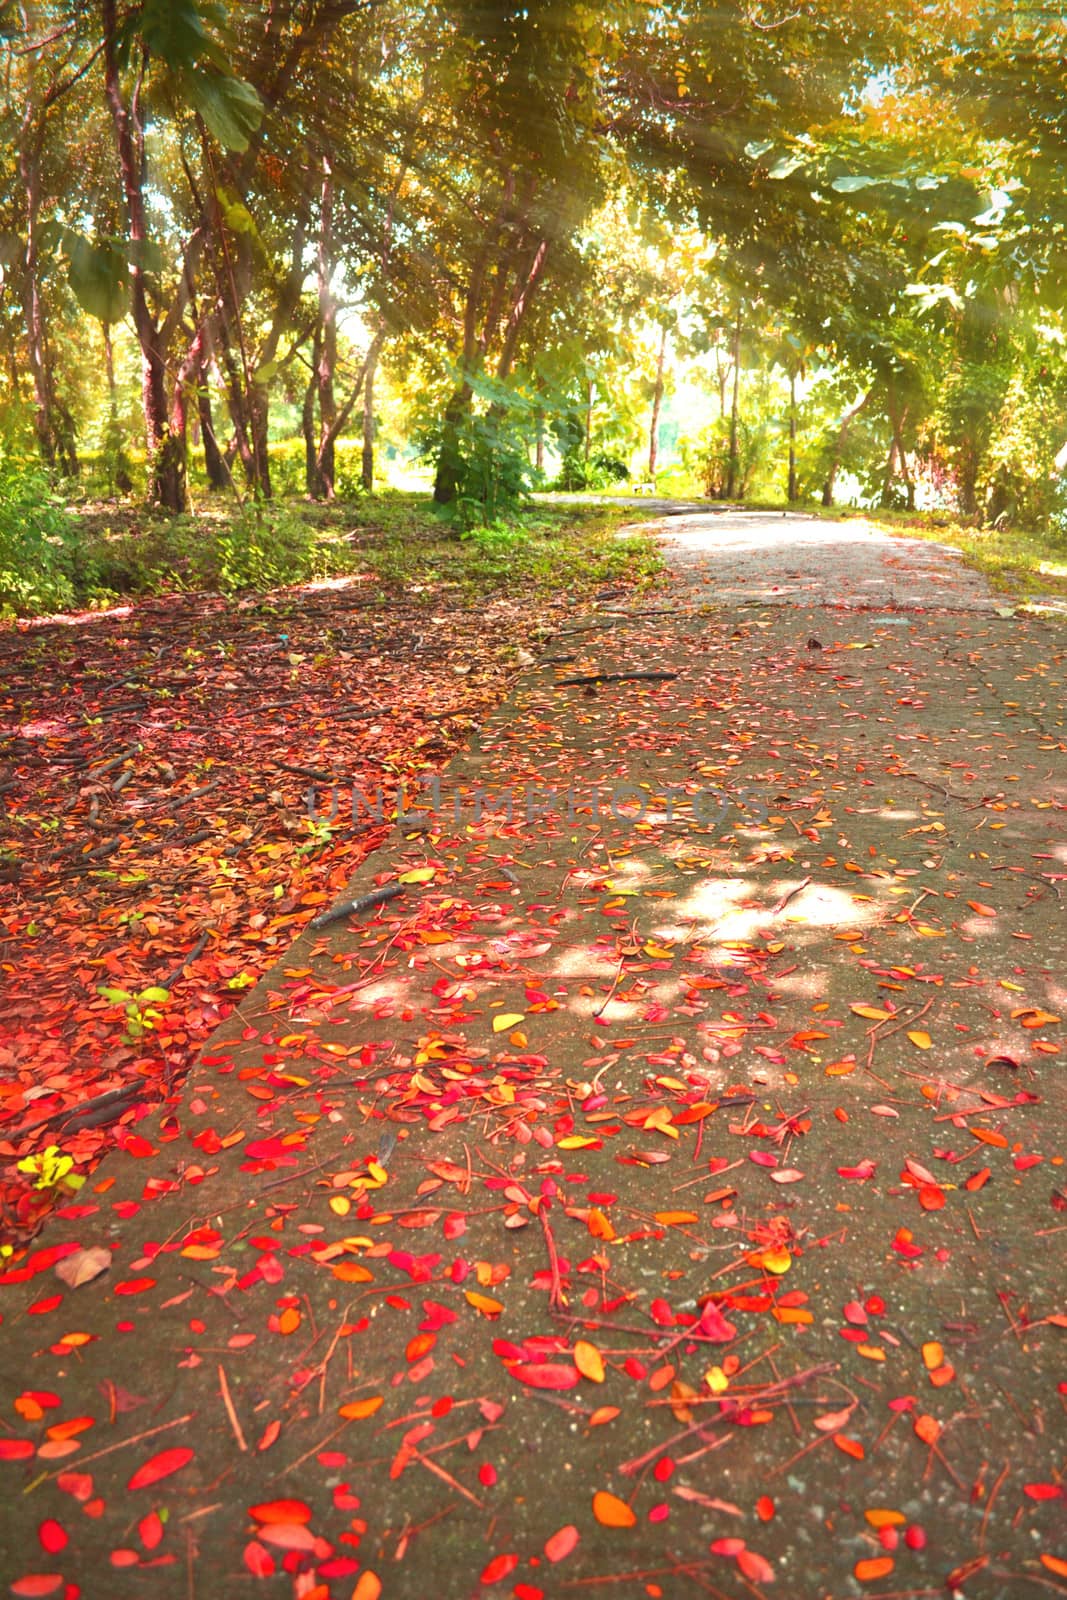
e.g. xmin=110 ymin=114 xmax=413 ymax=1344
xmin=0 ymin=538 xmax=1065 ymax=1596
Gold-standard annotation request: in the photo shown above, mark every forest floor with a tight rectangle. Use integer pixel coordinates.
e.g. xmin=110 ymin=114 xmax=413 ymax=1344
xmin=0 ymin=501 xmax=660 ymax=1237
xmin=0 ymin=509 xmax=1065 ymax=1600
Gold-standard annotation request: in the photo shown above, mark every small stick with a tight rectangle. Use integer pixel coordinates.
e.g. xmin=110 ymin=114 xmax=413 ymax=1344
xmin=410 ymin=1446 xmax=483 ymax=1508
xmin=771 ymin=876 xmax=811 ymax=914
xmin=308 ymin=882 xmax=403 ymax=931
xmin=978 ymin=1461 xmax=1010 ymax=1549
xmin=539 ymin=1203 xmax=566 ymax=1312
xmin=217 ymin=1365 xmax=247 ymax=1452
xmin=160 ymin=930 xmax=211 ymax=990
xmin=555 ymin=671 xmax=679 ymax=687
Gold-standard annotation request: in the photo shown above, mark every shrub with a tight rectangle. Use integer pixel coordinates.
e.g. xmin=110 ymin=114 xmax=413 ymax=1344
xmin=86 ymin=501 xmax=348 ymax=598
xmin=0 ymin=458 xmax=79 ymax=616
xmin=551 ymin=450 xmax=630 ymax=491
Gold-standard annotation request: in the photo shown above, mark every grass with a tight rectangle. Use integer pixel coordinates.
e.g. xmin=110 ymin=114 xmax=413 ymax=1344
xmin=312 ymin=497 xmax=664 ymax=599
xmin=4 ymin=491 xmax=663 ymax=621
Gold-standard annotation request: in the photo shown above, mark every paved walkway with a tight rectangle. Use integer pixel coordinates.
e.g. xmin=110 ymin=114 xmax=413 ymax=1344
xmin=1 ymin=516 xmax=1064 ymax=1600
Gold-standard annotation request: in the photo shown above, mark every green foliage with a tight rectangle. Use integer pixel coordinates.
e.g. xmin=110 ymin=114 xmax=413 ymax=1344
xmin=685 ymin=413 xmax=776 ymax=500
xmin=264 ymin=439 xmax=368 ymax=501
xmin=552 ymin=450 xmax=630 ymax=491
xmin=421 ymin=393 xmax=536 ymax=529
xmin=86 ymin=501 xmax=352 ymax=598
xmin=98 ymin=983 xmax=171 ymax=1042
xmin=0 ymin=458 xmax=79 ymax=617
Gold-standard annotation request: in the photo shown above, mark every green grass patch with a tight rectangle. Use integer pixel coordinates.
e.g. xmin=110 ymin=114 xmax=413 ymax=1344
xmin=1 ymin=487 xmax=663 ymax=620
xmin=318 ymin=498 xmax=664 ymax=600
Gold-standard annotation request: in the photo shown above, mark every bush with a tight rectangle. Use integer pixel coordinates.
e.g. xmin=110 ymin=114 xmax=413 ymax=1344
xmin=420 ymin=404 xmax=535 ymax=529
xmin=86 ymin=501 xmax=349 ymax=598
xmin=551 ymin=450 xmax=630 ymax=492
xmin=690 ymin=415 xmax=775 ymax=499
xmin=261 ymin=437 xmax=368 ymax=501
xmin=0 ymin=458 xmax=79 ymax=616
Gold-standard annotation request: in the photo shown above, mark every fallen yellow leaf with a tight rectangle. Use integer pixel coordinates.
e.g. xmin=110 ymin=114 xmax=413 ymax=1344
xmin=574 ymin=1341 xmax=606 ymax=1383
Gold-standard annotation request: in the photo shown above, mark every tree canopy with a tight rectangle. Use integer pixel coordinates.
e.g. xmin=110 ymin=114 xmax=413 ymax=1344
xmin=2 ymin=0 xmax=1066 ymax=532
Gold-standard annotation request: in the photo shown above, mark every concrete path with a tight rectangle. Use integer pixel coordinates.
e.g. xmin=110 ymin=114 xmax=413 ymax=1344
xmin=660 ymin=510 xmax=1000 ymax=611
xmin=1 ymin=516 xmax=1064 ymax=1600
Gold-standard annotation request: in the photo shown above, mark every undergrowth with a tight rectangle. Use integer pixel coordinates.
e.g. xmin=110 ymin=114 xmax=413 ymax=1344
xmin=0 ymin=476 xmax=662 ymax=620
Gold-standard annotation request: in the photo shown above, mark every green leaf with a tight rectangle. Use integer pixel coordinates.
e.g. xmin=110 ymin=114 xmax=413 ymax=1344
xmin=139 ymin=986 xmax=171 ymax=1004
xmin=831 ymin=175 xmax=880 ymax=193
xmin=63 ymin=232 xmax=127 ymax=325
xmin=188 ymin=71 xmax=262 ymax=152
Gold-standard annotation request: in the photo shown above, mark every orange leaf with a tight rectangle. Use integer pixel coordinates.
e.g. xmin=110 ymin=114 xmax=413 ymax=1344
xmin=854 ymin=1557 xmax=895 ymax=1582
xmin=587 ymin=1208 xmax=616 ymax=1240
xmin=588 ymin=1406 xmax=619 ymax=1427
xmin=833 ymin=1435 xmax=865 ymax=1460
xmin=864 ymin=1509 xmax=905 ymax=1529
xmin=331 ymin=1262 xmax=373 ymax=1283
xmin=592 ymin=1490 xmax=636 ymax=1528
xmin=913 ymin=1413 xmax=940 ymax=1444
xmin=249 ymin=1499 xmax=312 ymax=1526
xmin=464 ymin=1291 xmax=503 ymax=1319
xmin=338 ymin=1396 xmax=383 ymax=1420
xmin=966 ymin=901 xmax=996 ymax=917
xmin=737 ymin=1548 xmax=775 ymax=1583
xmin=921 ymin=1341 xmax=944 ymax=1371
xmin=574 ymin=1341 xmax=606 ymax=1384
xmin=351 ymin=1574 xmax=383 ymax=1600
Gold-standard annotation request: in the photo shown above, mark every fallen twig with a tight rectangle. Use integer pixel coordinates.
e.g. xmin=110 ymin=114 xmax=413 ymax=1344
xmin=307 ymin=882 xmax=404 ymax=931
xmin=159 ymin=931 xmax=211 ymax=991
xmin=555 ymin=670 xmax=679 ymax=688
xmin=217 ymin=1364 xmax=248 ymax=1452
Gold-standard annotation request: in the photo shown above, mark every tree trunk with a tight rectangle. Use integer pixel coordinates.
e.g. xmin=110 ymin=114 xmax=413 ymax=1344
xmin=584 ymin=379 xmax=593 ymax=463
xmin=102 ymin=0 xmax=185 ymax=512
xmin=361 ymin=345 xmax=377 ymax=492
xmin=249 ymin=386 xmax=272 ymax=500
xmin=303 ymin=334 xmax=324 ymax=498
xmin=315 ymin=158 xmax=337 ymax=499
xmin=787 ymin=370 xmax=798 ymax=502
xmin=822 ymin=385 xmax=873 ymax=507
xmin=725 ymin=307 xmax=742 ymax=499
xmin=958 ymin=434 xmax=979 ymax=518
xmin=102 ymin=324 xmax=132 ymax=493
xmin=19 ymin=125 xmax=77 ymax=476
xmin=433 ymin=388 xmax=470 ymax=504
xmin=648 ymin=323 xmax=667 ymax=481
xmin=535 ymin=406 xmax=545 ymax=474
xmin=197 ymin=342 xmax=229 ymax=491
xmin=880 ymin=391 xmax=914 ymax=510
